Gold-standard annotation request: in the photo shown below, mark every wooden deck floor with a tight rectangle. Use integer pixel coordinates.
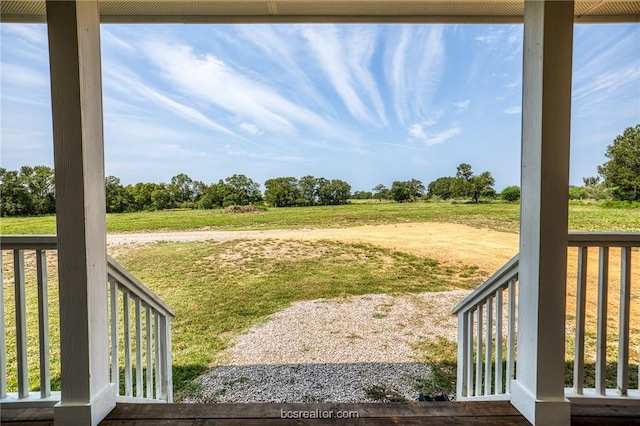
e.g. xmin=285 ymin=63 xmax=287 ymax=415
xmin=2 ymin=401 xmax=640 ymax=425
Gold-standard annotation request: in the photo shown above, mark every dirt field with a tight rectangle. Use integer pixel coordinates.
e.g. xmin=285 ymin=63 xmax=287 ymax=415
xmin=108 ymin=222 xmax=520 ymax=274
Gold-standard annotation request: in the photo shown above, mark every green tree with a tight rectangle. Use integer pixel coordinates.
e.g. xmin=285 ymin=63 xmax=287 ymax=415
xmin=500 ymin=185 xmax=521 ymax=202
xmin=168 ymin=173 xmax=195 ymax=205
xmin=199 ymin=180 xmax=228 ymax=209
xmin=372 ymin=184 xmax=389 ymax=201
xmin=20 ymin=166 xmax=56 ymax=214
xmin=128 ymin=182 xmax=157 ymax=211
xmin=298 ymin=175 xmax=318 ymax=205
xmin=0 ymin=168 xmax=33 ymax=216
xmin=597 ymin=124 xmax=640 ymax=201
xmin=105 ymin=176 xmax=134 ymax=213
xmin=352 ymin=191 xmax=373 ymax=199
xmin=224 ymin=174 xmax=262 ymax=206
xmin=390 ymin=179 xmax=424 ymax=203
xmin=450 ymin=163 xmax=495 ymax=202
xmin=470 ymin=171 xmax=496 ymax=202
xmin=427 ymin=177 xmax=455 ymax=200
xmin=264 ymin=177 xmax=301 ymax=207
xmin=20 ymin=165 xmax=55 ymax=214
xmin=150 ymin=185 xmax=172 ymax=210
xmin=583 ymin=176 xmax=600 ymax=187
xmin=452 ymin=163 xmax=473 ymax=198
xmin=317 ymin=179 xmax=351 ymax=205
xmin=192 ymin=180 xmax=207 ymax=203
xmin=569 ymin=186 xmax=589 ymax=200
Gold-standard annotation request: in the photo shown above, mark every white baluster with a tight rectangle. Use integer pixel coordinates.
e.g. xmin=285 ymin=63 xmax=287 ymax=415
xmin=475 ymin=303 xmax=483 ymax=396
xmin=13 ymin=250 xmax=28 ymax=398
xmin=596 ymin=247 xmax=609 ymax=395
xmin=123 ymin=289 xmax=132 ymax=396
xmin=574 ymin=246 xmax=588 ymax=394
xmin=485 ymin=296 xmax=493 ymax=395
xmin=495 ymin=287 xmax=504 ymax=394
xmin=617 ymin=247 xmax=631 ymax=396
xmin=154 ymin=312 xmax=162 ymax=399
xmin=506 ymin=278 xmax=516 ymax=393
xmin=145 ymin=305 xmax=152 ymax=399
xmin=135 ymin=297 xmax=143 ymax=398
xmin=36 ymin=250 xmax=50 ymax=397
xmin=466 ymin=309 xmax=474 ymax=397
xmin=109 ymin=280 xmax=119 ymax=391
xmin=457 ymin=311 xmax=468 ymax=398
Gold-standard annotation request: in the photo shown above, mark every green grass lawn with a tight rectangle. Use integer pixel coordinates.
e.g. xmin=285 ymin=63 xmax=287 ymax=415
xmin=2 ymin=201 xmax=639 ymax=234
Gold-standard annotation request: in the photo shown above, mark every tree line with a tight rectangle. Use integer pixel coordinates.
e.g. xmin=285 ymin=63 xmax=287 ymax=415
xmin=1 ymin=124 xmax=637 ymax=216
xmin=0 ymin=164 xmax=499 ymax=216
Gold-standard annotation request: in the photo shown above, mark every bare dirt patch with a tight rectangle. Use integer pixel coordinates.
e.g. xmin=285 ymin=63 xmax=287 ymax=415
xmin=108 ymin=222 xmax=519 ymax=275
xmin=203 ymin=239 xmax=397 ymax=271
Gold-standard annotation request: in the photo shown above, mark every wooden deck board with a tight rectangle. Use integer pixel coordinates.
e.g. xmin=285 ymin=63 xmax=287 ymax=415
xmin=103 ymin=401 xmax=524 ymax=419
xmin=2 ymin=401 xmax=639 ymax=425
xmin=99 ymin=401 xmax=530 ymax=425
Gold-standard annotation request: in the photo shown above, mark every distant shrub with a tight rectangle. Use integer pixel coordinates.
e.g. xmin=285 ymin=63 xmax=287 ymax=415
xmin=224 ymin=205 xmax=266 ymax=214
xmin=601 ymin=200 xmax=640 ymax=209
xmin=501 ymin=185 xmax=521 ymax=202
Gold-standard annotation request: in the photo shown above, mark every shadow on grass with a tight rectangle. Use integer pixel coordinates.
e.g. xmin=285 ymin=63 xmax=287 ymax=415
xmin=173 ymin=364 xmax=208 ymax=402
xmin=565 ymin=361 xmax=639 ymax=390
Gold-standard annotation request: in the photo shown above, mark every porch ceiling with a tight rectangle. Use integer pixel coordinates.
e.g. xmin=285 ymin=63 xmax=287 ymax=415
xmin=1 ymin=0 xmax=639 ymax=23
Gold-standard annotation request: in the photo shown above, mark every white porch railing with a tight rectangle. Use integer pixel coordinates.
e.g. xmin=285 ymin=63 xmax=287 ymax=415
xmin=0 ymin=235 xmax=175 ymax=407
xmin=452 ymin=232 xmax=640 ymax=403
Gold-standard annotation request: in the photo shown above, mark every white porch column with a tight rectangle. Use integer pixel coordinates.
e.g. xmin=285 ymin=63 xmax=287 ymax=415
xmin=511 ymin=1 xmax=574 ymax=425
xmin=46 ymin=1 xmax=115 ymax=425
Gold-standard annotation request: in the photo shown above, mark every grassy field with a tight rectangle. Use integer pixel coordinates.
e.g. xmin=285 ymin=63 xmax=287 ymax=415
xmin=2 ymin=201 xmax=638 ymax=401
xmin=1 ymin=201 xmax=639 ymax=234
xmin=1 ymin=239 xmax=484 ymax=401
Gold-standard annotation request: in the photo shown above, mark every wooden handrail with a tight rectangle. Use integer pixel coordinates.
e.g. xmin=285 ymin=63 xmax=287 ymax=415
xmin=0 ymin=235 xmax=58 ymax=250
xmin=451 ymin=254 xmax=519 ymax=315
xmin=568 ymin=231 xmax=640 ymax=247
xmin=107 ymin=256 xmax=175 ymax=318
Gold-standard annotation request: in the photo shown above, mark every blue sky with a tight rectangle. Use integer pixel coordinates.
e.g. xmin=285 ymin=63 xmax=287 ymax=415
xmin=1 ymin=23 xmax=638 ymax=192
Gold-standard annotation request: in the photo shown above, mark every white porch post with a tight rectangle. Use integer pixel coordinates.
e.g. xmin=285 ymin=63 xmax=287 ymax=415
xmin=510 ymin=1 xmax=574 ymax=425
xmin=46 ymin=1 xmax=115 ymax=425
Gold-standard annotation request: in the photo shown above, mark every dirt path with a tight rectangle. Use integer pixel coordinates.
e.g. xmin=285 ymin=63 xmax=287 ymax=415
xmin=107 ymin=222 xmax=519 ymax=273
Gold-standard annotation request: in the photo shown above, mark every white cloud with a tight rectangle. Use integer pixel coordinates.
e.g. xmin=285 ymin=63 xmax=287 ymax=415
xmin=453 ymin=100 xmax=470 ymax=112
xmin=0 ymin=63 xmax=49 ymax=87
xmin=144 ymin=41 xmax=336 ymax=136
xmin=503 ymin=106 xmax=522 ymax=115
xmin=104 ymin=115 xmax=208 ymax=160
xmin=233 ymin=26 xmax=332 ymax=111
xmin=385 ymin=26 xmax=445 ymax=125
xmin=573 ymin=67 xmax=640 ymax=105
xmin=475 ymin=26 xmax=521 ymax=46
xmin=300 ymin=25 xmax=386 ymax=126
xmin=4 ymin=24 xmax=47 ymax=45
xmin=221 ymin=145 xmax=309 ymax=163
xmin=408 ymin=124 xmax=461 ymax=145
xmin=104 ymin=65 xmax=237 ymax=136
xmin=239 ymin=122 xmax=263 ymax=136
xmin=101 ymin=28 xmax=135 ymax=52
